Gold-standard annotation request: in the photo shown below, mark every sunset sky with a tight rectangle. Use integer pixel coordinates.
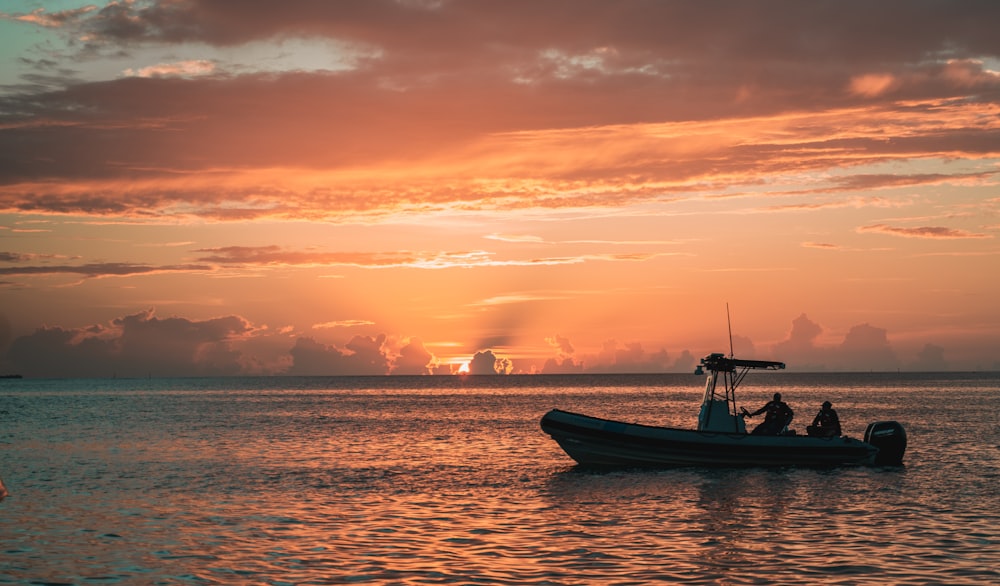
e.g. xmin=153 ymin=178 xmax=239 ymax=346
xmin=1 ymin=0 xmax=998 ymax=377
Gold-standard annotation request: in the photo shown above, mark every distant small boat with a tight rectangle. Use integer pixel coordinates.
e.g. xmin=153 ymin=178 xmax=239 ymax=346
xmin=541 ymin=353 xmax=907 ymax=468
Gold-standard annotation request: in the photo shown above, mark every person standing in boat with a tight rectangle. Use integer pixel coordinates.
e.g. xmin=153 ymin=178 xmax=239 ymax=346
xmin=807 ymin=401 xmax=842 ymax=437
xmin=744 ymin=392 xmax=794 ymax=435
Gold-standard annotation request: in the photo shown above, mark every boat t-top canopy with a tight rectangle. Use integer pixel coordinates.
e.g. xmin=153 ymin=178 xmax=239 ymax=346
xmin=700 ymin=353 xmax=785 ymax=373
xmin=695 ymin=353 xmax=785 ymax=433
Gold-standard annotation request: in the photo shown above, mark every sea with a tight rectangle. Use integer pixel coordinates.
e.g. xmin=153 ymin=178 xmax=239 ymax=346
xmin=1 ymin=371 xmax=998 ymax=585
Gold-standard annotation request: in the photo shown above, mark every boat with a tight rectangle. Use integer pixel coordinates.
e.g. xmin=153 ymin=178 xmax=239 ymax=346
xmin=540 ymin=353 xmax=907 ymax=468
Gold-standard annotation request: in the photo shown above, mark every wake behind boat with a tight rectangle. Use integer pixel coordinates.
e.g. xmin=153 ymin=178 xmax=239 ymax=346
xmin=540 ymin=353 xmax=907 ymax=468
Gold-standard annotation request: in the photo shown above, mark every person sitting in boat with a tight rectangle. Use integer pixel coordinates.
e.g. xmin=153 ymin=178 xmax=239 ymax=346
xmin=807 ymin=401 xmax=842 ymax=437
xmin=744 ymin=392 xmax=794 ymax=435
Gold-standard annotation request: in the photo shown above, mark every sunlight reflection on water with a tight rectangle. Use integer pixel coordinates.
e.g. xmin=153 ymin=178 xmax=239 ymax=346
xmin=1 ymin=373 xmax=998 ymax=584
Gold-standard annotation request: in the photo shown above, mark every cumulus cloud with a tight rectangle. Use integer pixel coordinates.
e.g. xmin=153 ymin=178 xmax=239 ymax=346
xmin=467 ymin=349 xmax=512 ymax=375
xmin=541 ymin=336 xmax=695 ymax=373
xmin=584 ymin=339 xmax=671 ymax=373
xmin=730 ymin=334 xmax=756 ymax=358
xmin=837 ymin=323 xmax=899 ymax=371
xmin=911 ymin=343 xmax=948 ymax=371
xmin=0 ymin=306 xmax=967 ymax=376
xmin=540 ymin=356 xmax=584 ymax=374
xmin=286 ymin=334 xmax=390 ymax=376
xmin=671 ymin=349 xmax=698 ymax=373
xmin=772 ymin=313 xmax=826 ymax=369
xmin=546 ymin=334 xmax=574 ymax=356
xmin=540 ymin=334 xmax=584 ymax=373
xmin=390 ymin=337 xmax=436 ymax=375
xmin=4 ymin=309 xmax=253 ymax=377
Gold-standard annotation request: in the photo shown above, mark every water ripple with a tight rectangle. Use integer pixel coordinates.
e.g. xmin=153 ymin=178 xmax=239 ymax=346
xmin=1 ymin=375 xmax=998 ymax=584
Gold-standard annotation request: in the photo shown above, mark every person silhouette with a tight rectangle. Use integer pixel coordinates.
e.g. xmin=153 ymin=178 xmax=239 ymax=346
xmin=807 ymin=401 xmax=842 ymax=437
xmin=744 ymin=392 xmax=794 ymax=435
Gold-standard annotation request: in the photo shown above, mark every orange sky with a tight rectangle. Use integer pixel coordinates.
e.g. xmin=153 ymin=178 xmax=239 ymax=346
xmin=1 ymin=1 xmax=999 ymax=376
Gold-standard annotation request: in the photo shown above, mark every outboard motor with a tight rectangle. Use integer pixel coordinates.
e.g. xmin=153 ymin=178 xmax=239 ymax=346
xmin=864 ymin=421 xmax=907 ymax=465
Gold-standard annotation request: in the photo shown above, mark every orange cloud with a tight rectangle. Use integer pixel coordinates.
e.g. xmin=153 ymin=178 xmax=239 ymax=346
xmin=2 ymin=6 xmax=96 ymax=28
xmin=194 ymin=245 xmax=669 ymax=270
xmin=313 ymin=320 xmax=375 ymax=329
xmin=857 ymin=224 xmax=992 ymax=239
xmin=0 ymin=261 xmax=212 ymax=278
xmin=123 ymin=60 xmax=216 ymax=78
xmin=850 ymin=73 xmax=899 ymax=97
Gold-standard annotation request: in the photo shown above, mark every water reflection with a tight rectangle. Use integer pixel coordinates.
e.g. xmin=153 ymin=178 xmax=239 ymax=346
xmin=540 ymin=464 xmax=938 ymax=583
xmin=1 ymin=375 xmax=998 ymax=584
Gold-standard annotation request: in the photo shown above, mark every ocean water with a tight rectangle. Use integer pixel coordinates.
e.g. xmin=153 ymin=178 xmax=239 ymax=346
xmin=1 ymin=372 xmax=998 ymax=585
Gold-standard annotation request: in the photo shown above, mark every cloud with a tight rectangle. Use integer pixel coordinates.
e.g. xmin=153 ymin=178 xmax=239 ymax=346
xmin=1 ymin=5 xmax=96 ymax=28
xmin=832 ymin=172 xmax=996 ymax=191
xmin=0 ymin=262 xmax=212 ymax=279
xmin=123 ymin=60 xmax=216 ymax=78
xmin=2 ymin=3 xmax=998 ymax=223
xmin=196 ymin=246 xmax=426 ymax=267
xmin=313 ymin=320 xmax=376 ymax=329
xmin=911 ymin=343 xmax=949 ymax=371
xmin=849 ymin=73 xmax=899 ymax=98
xmin=582 ymin=339 xmax=671 ymax=373
xmin=730 ymin=334 xmax=756 ymax=358
xmin=769 ymin=314 xmax=907 ymax=371
xmin=0 ymin=243 xmax=675 ymax=291
xmin=849 ymin=59 xmax=1000 ymax=98
xmin=540 ymin=355 xmax=584 ymax=374
xmin=540 ymin=334 xmax=584 ymax=373
xmin=540 ymin=331 xmax=740 ymax=376
xmin=857 ymin=224 xmax=992 ymax=239
xmin=195 ymin=245 xmax=663 ymax=270
xmin=772 ymin=313 xmax=827 ymax=369
xmin=20 ymin=1 xmax=999 ymax=75
xmin=485 ymin=233 xmax=545 ymax=243
xmin=467 ymin=349 xmax=512 ymax=375
xmin=390 ymin=337 xmax=436 ymax=375
xmin=546 ymin=334 xmax=574 ymax=355
xmin=837 ymin=323 xmax=899 ymax=371
xmin=671 ymin=349 xmax=697 ymax=373
xmin=4 ymin=309 xmax=254 ymax=377
xmin=0 ymin=307 xmax=976 ymax=376
xmin=286 ymin=334 xmax=390 ymax=376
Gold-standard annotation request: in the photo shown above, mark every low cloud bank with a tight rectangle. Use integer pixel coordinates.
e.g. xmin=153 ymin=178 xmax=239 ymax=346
xmin=0 ymin=309 xmax=987 ymax=378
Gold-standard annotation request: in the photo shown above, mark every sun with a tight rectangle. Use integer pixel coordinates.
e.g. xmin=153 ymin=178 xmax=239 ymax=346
xmin=456 ymin=362 xmax=470 ymax=374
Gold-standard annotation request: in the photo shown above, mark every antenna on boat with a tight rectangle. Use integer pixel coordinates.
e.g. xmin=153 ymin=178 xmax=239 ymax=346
xmin=726 ymin=303 xmax=734 ymax=358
